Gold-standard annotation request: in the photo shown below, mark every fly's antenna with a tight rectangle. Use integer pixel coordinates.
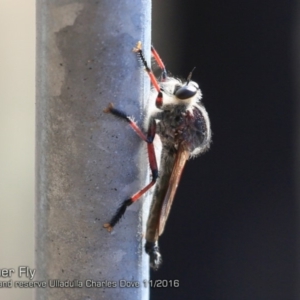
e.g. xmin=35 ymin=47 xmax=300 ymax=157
xmin=186 ymin=67 xmax=196 ymax=85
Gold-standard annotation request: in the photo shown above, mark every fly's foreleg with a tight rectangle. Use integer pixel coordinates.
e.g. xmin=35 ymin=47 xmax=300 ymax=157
xmin=133 ymin=42 xmax=164 ymax=108
xmin=151 ymin=45 xmax=167 ymax=80
xmin=103 ymin=104 xmax=158 ymax=232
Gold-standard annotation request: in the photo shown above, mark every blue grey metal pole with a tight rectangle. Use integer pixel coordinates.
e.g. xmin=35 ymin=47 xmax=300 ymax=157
xmin=36 ymin=1 xmax=151 ymax=299
xmin=294 ymin=3 xmax=300 ymax=298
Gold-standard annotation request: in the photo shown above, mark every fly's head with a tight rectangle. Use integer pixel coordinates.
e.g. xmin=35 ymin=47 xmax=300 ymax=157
xmin=170 ymin=67 xmax=201 ymax=105
xmin=174 ymin=80 xmax=201 ymax=100
xmin=159 ymin=78 xmax=202 ymax=108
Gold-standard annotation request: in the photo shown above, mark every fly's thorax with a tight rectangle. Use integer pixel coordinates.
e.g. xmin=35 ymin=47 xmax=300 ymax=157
xmin=156 ymin=103 xmax=211 ymax=156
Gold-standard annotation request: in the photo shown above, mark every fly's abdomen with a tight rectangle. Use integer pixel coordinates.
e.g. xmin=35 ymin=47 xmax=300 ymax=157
xmin=145 ymin=148 xmax=176 ymax=243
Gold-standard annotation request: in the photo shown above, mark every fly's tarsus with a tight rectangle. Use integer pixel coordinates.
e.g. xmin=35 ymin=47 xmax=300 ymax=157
xmin=103 ymin=223 xmax=113 ymax=232
xmin=103 ymin=103 xmax=131 ymax=123
xmin=132 ymin=41 xmax=142 ymax=52
xmin=133 ymin=41 xmax=149 ymax=71
xmin=103 ymin=199 xmax=133 ymax=231
xmin=103 ymin=103 xmax=114 ymax=113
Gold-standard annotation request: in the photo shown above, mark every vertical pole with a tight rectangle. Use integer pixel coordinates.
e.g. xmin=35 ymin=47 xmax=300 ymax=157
xmin=294 ymin=2 xmax=300 ymax=299
xmin=36 ymin=1 xmax=151 ymax=299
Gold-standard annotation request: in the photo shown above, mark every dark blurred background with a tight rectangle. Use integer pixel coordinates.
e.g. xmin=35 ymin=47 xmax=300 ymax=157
xmin=151 ymin=1 xmax=299 ymax=299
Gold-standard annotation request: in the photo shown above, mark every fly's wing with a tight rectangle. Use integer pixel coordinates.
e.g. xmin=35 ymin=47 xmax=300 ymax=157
xmin=158 ymin=146 xmax=189 ymax=236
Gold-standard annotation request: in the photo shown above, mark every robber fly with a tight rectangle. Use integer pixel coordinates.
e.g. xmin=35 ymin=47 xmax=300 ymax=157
xmin=103 ymin=42 xmax=211 ymax=270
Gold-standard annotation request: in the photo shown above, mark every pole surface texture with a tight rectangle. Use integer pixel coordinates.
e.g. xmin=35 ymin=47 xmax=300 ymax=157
xmin=36 ymin=1 xmax=151 ymax=299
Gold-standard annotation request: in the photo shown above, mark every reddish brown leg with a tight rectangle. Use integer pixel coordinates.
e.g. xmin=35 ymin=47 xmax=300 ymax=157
xmin=133 ymin=42 xmax=164 ymax=108
xmin=103 ymin=104 xmax=158 ymax=232
xmin=151 ymin=45 xmax=167 ymax=80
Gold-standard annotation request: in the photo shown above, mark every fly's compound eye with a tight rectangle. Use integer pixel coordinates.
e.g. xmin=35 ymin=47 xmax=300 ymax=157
xmin=174 ymin=84 xmax=198 ymax=100
xmin=173 ymin=85 xmax=181 ymax=95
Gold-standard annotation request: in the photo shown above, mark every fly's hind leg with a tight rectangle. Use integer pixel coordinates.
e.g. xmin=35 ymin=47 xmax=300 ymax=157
xmin=103 ymin=104 xmax=158 ymax=232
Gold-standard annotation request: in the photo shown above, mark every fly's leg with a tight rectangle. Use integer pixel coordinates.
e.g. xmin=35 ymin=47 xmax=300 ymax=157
xmin=103 ymin=103 xmax=158 ymax=232
xmin=133 ymin=41 xmax=164 ymax=108
xmin=151 ymin=45 xmax=167 ymax=80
